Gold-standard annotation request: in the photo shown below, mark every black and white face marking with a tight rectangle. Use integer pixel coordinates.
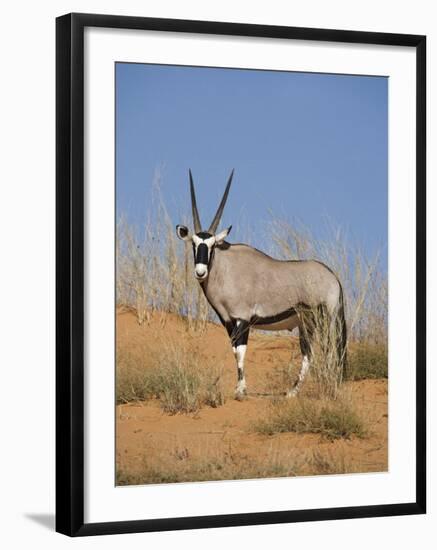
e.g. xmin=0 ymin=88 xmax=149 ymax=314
xmin=176 ymin=224 xmax=232 ymax=281
xmin=192 ymin=232 xmax=215 ymax=280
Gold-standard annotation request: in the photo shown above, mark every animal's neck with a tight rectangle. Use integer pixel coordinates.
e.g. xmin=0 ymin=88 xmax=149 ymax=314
xmin=199 ymin=243 xmax=230 ymax=296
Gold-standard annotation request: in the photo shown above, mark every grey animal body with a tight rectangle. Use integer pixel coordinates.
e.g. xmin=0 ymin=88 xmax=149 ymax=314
xmin=176 ymin=170 xmax=347 ymax=398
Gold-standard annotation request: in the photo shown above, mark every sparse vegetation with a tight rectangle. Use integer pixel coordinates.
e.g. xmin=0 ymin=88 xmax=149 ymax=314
xmin=116 ymin=456 xmax=298 ymax=485
xmin=115 ymin=175 xmax=387 ymax=486
xmin=116 ymin=178 xmax=387 ymax=402
xmin=116 ymin=343 xmax=225 ymax=414
xmin=255 ymin=397 xmax=367 ymax=440
xmin=116 ymin=440 xmax=371 ymax=485
xmin=307 ymin=448 xmax=362 ymax=475
xmin=346 ymin=343 xmax=388 ymax=380
xmin=115 ymin=312 xmax=387 ymax=486
xmin=117 ymin=440 xmax=299 ymax=486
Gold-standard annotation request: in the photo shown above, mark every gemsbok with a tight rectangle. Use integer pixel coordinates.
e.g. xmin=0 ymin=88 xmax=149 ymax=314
xmin=176 ymin=170 xmax=347 ymax=398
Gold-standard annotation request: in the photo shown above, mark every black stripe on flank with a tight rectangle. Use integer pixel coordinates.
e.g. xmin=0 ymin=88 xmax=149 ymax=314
xmin=251 ymin=305 xmax=309 ymax=326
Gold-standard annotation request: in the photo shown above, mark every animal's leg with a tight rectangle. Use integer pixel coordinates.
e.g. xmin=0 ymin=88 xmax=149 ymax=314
xmin=288 ymin=318 xmax=313 ymax=397
xmin=228 ymin=320 xmax=250 ymax=398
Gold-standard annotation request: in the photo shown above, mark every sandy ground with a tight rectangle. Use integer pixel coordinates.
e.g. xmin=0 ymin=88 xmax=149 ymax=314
xmin=116 ymin=309 xmax=388 ymax=484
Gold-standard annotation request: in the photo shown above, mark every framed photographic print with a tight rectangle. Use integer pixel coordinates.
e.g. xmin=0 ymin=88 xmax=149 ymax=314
xmin=56 ymin=13 xmax=426 ymax=536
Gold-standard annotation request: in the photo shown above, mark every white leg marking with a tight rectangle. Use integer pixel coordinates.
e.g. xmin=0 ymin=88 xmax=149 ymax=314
xmin=300 ymin=355 xmax=310 ymax=380
xmin=234 ymin=344 xmax=247 ymax=396
xmin=288 ymin=355 xmax=310 ymax=397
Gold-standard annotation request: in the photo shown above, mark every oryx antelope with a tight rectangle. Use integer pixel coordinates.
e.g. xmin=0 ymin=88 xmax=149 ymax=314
xmin=176 ymin=170 xmax=347 ymax=398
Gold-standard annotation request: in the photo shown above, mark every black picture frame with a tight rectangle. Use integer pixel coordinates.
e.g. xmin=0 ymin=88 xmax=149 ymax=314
xmin=56 ymin=12 xmax=426 ymax=537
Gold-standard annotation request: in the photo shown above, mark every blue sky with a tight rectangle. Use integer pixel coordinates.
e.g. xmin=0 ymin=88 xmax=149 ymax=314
xmin=116 ymin=63 xmax=387 ymax=262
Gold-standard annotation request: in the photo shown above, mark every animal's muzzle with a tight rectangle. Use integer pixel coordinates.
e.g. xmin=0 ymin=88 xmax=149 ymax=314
xmin=195 ymin=264 xmax=208 ymax=279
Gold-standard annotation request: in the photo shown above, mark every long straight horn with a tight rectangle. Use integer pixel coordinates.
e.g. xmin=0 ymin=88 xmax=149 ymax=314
xmin=208 ymin=169 xmax=234 ymax=234
xmin=189 ymin=169 xmax=202 ymax=233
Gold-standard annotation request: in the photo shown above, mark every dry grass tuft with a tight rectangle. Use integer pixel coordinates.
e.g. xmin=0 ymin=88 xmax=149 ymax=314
xmin=346 ymin=343 xmax=388 ymax=380
xmin=306 ymin=448 xmax=363 ymax=475
xmin=295 ymin=304 xmax=347 ymax=400
xmin=116 ymin=343 xmax=226 ymax=414
xmin=255 ymin=396 xmax=367 ymax=440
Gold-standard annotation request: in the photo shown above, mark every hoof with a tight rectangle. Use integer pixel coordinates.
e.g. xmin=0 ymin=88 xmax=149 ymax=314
xmin=235 ymin=385 xmax=247 ymax=401
xmin=286 ymin=388 xmax=298 ymax=398
xmin=235 ymin=392 xmax=247 ymax=401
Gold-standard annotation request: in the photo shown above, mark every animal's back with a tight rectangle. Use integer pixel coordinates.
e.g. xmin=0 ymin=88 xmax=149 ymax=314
xmin=210 ymin=244 xmax=341 ymax=320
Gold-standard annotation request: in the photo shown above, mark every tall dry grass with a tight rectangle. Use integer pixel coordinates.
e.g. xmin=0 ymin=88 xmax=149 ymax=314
xmin=116 ymin=176 xmax=211 ymax=330
xmin=267 ymin=218 xmax=387 ymax=345
xmin=116 ymin=178 xmax=387 ymax=401
xmin=117 ymin=184 xmax=386 ymax=343
xmin=294 ymin=304 xmax=347 ymax=399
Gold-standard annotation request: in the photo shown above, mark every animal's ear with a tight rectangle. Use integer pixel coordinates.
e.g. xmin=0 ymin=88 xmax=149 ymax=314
xmin=176 ymin=225 xmax=191 ymax=241
xmin=215 ymin=225 xmax=232 ymax=245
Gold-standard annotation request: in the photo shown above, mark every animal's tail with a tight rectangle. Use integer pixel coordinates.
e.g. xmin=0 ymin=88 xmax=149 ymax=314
xmin=336 ymin=285 xmax=348 ymax=380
